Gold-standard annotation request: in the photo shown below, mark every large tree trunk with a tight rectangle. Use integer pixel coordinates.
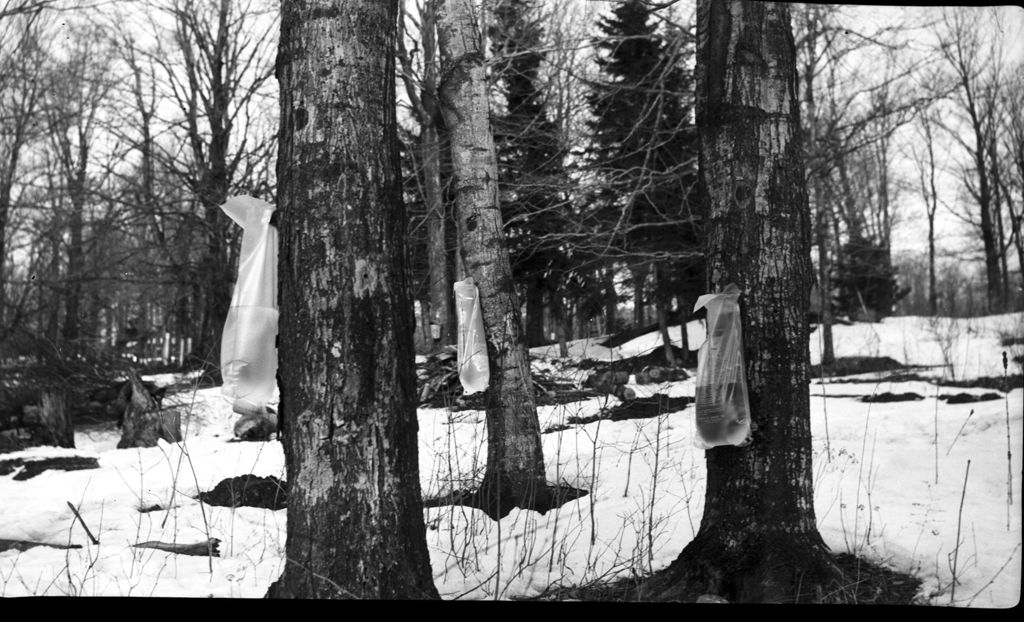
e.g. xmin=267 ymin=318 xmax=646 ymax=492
xmin=269 ymin=0 xmax=438 ymax=599
xmin=639 ymin=1 xmax=840 ymax=602
xmin=437 ymin=0 xmax=549 ymax=517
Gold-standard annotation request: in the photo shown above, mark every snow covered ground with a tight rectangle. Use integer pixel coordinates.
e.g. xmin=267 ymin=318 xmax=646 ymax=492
xmin=1 ymin=314 xmax=1021 ymax=605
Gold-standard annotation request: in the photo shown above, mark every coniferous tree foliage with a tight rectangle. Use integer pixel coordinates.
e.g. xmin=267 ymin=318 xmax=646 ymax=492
xmin=489 ymin=0 xmax=570 ymax=347
xmin=833 ymin=233 xmax=909 ymax=321
xmin=585 ymin=0 xmax=704 ymax=328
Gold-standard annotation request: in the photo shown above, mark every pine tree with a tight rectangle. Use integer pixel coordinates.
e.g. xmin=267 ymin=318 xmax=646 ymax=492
xmin=489 ymin=0 xmax=569 ymax=347
xmin=586 ymin=0 xmax=703 ymax=341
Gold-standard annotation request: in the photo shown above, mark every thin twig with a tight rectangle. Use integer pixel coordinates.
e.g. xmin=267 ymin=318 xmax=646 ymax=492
xmin=945 ymin=409 xmax=974 ymax=456
xmin=66 ymin=501 xmax=99 ymax=545
xmin=950 ymin=459 xmax=971 ymax=606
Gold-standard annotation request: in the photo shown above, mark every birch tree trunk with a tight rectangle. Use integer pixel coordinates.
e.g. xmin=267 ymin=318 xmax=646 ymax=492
xmin=269 ymin=0 xmax=438 ymax=599
xmin=437 ymin=0 xmax=550 ymax=517
xmin=638 ymin=0 xmax=841 ymax=602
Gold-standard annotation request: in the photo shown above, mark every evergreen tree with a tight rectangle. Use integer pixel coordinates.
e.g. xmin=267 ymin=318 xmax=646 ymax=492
xmin=489 ymin=0 xmax=570 ymax=346
xmin=833 ymin=233 xmax=909 ymax=320
xmin=586 ymin=0 xmax=703 ymax=334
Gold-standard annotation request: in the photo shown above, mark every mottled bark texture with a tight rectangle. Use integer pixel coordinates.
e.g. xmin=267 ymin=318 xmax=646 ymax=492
xmin=637 ymin=1 xmax=841 ymax=602
xmin=269 ymin=0 xmax=438 ymax=599
xmin=437 ymin=0 xmax=550 ymax=517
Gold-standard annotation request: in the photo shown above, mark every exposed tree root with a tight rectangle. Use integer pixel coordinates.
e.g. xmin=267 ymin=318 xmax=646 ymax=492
xmin=423 ymin=475 xmax=587 ymax=520
xmin=632 ymin=529 xmax=845 ymax=603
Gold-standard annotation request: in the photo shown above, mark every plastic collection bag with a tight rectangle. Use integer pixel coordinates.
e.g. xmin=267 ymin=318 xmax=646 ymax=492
xmin=453 ymin=277 xmax=489 ymax=394
xmin=220 ymin=195 xmax=279 ymax=411
xmin=693 ymin=283 xmax=751 ymax=448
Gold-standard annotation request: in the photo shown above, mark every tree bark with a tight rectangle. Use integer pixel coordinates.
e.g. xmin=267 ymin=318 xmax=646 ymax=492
xmin=653 ymin=264 xmax=676 ymax=367
xmin=117 ymin=371 xmax=181 ymax=449
xmin=525 ymin=276 xmax=546 ymax=347
xmin=603 ymin=267 xmax=617 ymax=333
xmin=437 ymin=0 xmax=549 ymax=517
xmin=38 ymin=389 xmax=74 ymax=449
xmin=421 ymin=0 xmax=454 ymax=350
xmin=630 ymin=263 xmax=648 ymax=326
xmin=639 ymin=1 xmax=840 ymax=603
xmin=270 ymin=0 xmax=438 ymax=599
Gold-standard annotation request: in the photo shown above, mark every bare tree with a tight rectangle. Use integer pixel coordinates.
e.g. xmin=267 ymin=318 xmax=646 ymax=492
xmin=936 ymin=6 xmax=1005 ymax=312
xmin=146 ymin=0 xmax=276 ymax=365
xmin=0 ymin=4 xmax=47 ymax=339
xmin=397 ymin=0 xmax=454 ymax=350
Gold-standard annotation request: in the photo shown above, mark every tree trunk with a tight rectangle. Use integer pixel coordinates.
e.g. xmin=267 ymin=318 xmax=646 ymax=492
xmin=814 ymin=178 xmax=836 ymax=365
xmin=422 ymin=1 xmax=453 ymax=351
xmin=639 ymin=1 xmax=840 ymax=603
xmin=654 ymin=264 xmax=676 ymax=367
xmin=603 ymin=267 xmax=617 ymax=333
xmin=675 ymin=293 xmax=692 ymax=366
xmin=38 ymin=389 xmax=74 ymax=449
xmin=62 ymin=139 xmax=88 ymax=346
xmin=437 ymin=0 xmax=549 ymax=518
xmin=269 ymin=0 xmax=438 ymax=599
xmin=117 ymin=371 xmax=181 ymax=449
xmin=525 ymin=277 xmax=546 ymax=347
xmin=630 ymin=263 xmax=648 ymax=326
xmin=552 ymin=292 xmax=570 ymax=358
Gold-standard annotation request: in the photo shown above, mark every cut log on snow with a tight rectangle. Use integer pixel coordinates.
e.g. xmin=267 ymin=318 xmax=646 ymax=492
xmin=0 ymin=539 xmax=82 ymax=552
xmin=117 ymin=370 xmax=182 ymax=449
xmin=133 ymin=537 xmax=220 ymax=557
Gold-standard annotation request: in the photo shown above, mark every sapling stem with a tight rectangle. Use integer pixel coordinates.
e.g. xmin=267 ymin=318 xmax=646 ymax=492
xmin=951 ymin=459 xmax=970 ymax=606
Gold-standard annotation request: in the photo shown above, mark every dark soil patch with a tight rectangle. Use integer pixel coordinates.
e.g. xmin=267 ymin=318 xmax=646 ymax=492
xmin=940 ymin=392 xmax=1003 ymax=404
xmin=810 ymin=356 xmax=906 ymax=378
xmin=523 ymin=552 xmax=922 ymax=603
xmin=197 ymin=475 xmax=287 ymax=510
xmin=545 ymin=394 xmax=692 ymax=433
xmin=423 ymin=483 xmax=588 ymax=521
xmin=0 ymin=455 xmax=100 ymax=480
xmin=860 ymin=392 xmax=925 ymax=403
xmin=838 ymin=372 xmax=1023 ymax=392
xmin=577 ymin=345 xmax=691 ymax=374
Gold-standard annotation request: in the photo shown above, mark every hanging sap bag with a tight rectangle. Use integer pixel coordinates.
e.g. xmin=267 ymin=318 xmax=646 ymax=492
xmin=693 ymin=283 xmax=751 ymax=448
xmin=453 ymin=277 xmax=489 ymax=394
xmin=220 ymin=195 xmax=279 ymax=410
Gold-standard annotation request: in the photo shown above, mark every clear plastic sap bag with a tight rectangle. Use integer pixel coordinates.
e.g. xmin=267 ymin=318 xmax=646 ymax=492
xmin=453 ymin=277 xmax=489 ymax=394
xmin=220 ymin=195 xmax=279 ymax=409
xmin=693 ymin=283 xmax=751 ymax=448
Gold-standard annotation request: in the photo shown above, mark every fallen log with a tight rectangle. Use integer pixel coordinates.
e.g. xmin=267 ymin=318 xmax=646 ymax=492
xmin=133 ymin=537 xmax=220 ymax=557
xmin=0 ymin=539 xmax=82 ymax=552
